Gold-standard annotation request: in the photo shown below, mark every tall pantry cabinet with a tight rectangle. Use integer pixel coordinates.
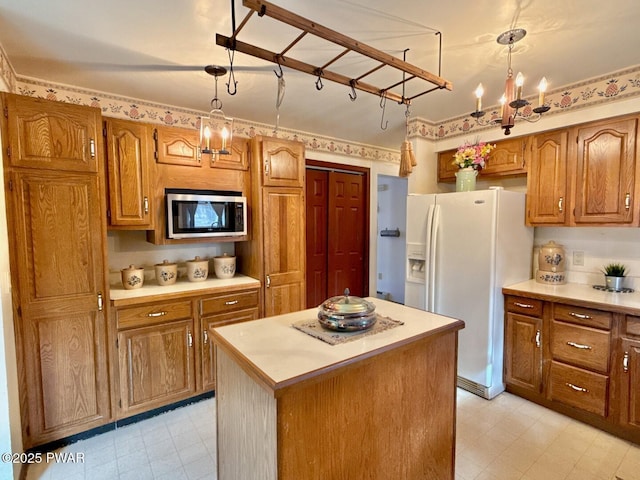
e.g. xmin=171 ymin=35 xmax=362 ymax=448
xmin=236 ymin=136 xmax=306 ymax=317
xmin=1 ymin=93 xmax=112 ymax=448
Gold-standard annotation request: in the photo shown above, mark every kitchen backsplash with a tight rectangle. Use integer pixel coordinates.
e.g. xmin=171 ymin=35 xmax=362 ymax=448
xmin=534 ymin=227 xmax=640 ymax=290
xmin=107 ymin=230 xmax=234 ymax=286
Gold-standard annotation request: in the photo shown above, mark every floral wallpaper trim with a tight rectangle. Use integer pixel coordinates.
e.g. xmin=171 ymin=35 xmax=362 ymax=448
xmin=408 ymin=64 xmax=640 ymax=140
xmin=0 ymin=43 xmax=17 ymax=93
xmin=15 ymin=77 xmax=401 ymax=164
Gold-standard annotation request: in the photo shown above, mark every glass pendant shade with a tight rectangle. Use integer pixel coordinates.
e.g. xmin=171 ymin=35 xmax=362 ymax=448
xmin=200 ymin=110 xmax=234 ymax=155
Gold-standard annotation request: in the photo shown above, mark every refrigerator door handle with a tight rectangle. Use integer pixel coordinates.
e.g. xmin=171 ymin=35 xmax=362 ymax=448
xmin=427 ymin=204 xmax=440 ymax=311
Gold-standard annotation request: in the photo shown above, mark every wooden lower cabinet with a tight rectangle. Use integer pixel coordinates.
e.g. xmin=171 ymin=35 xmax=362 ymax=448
xmin=113 ymin=285 xmax=260 ymax=418
xmin=200 ymin=290 xmax=259 ymax=391
xmin=504 ymin=294 xmax=640 ymax=444
xmin=118 ymin=319 xmax=196 ymax=417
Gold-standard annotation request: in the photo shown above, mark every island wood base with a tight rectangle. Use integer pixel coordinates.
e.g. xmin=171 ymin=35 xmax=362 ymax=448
xmin=215 ymin=327 xmax=459 ymax=479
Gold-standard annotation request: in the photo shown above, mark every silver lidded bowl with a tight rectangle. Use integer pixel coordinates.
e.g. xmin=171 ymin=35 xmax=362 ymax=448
xmin=318 ymin=288 xmax=377 ymax=331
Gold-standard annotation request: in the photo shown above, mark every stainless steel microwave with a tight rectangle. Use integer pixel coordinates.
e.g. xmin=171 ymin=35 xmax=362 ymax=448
xmin=165 ymin=189 xmax=247 ymax=239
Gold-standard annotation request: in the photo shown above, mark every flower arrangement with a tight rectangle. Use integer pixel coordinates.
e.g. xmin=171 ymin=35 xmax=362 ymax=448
xmin=452 ymin=140 xmax=496 ymax=170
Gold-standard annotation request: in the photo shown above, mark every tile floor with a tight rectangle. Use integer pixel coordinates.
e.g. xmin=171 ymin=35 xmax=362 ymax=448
xmin=24 ymin=389 xmax=640 ymax=480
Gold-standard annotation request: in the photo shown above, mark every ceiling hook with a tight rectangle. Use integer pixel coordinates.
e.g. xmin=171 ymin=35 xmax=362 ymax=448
xmin=379 ymin=91 xmax=388 ymax=130
xmin=226 ymin=48 xmax=238 ymax=95
xmin=274 ymin=55 xmax=284 ymax=78
xmin=315 ymin=70 xmax=324 ymax=90
xmin=348 ymin=80 xmax=357 ymax=101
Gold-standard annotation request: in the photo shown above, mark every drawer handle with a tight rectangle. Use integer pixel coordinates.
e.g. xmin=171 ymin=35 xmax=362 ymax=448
xmin=225 ymin=300 xmax=239 ymax=305
xmin=566 ymin=341 xmax=592 ymax=350
xmin=514 ymin=302 xmax=534 ymax=309
xmin=565 ymin=382 xmax=589 ymax=393
xmin=569 ymin=312 xmax=592 ymax=320
xmin=147 ymin=311 xmax=167 ymax=317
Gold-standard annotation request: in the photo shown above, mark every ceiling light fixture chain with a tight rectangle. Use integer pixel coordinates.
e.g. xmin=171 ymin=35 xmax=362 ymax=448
xmin=471 ymin=27 xmax=550 ymax=135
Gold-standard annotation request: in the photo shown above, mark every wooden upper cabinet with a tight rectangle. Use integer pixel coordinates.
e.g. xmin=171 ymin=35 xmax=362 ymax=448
xmin=154 ymin=125 xmax=201 ymax=167
xmin=437 ymin=148 xmax=458 ymax=182
xmin=4 ymin=94 xmax=101 ymax=173
xmin=105 ymin=118 xmax=154 ymax=228
xmin=572 ymin=117 xmax=639 ymax=225
xmin=260 ymin=137 xmax=305 ymax=187
xmin=437 ymin=137 xmax=527 ymax=183
xmin=526 ymin=130 xmax=568 ymax=225
xmin=209 ymin=136 xmax=249 ymax=170
xmin=483 ymin=137 xmax=527 ymax=176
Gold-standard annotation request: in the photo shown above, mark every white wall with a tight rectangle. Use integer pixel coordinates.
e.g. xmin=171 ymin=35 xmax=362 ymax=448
xmin=376 ymin=175 xmax=408 ymax=303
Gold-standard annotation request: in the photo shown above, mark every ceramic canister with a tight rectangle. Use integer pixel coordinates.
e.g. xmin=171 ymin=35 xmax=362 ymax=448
xmin=213 ymin=254 xmax=236 ymax=279
xmin=186 ymin=256 xmax=209 ymax=282
xmin=121 ymin=264 xmax=144 ymax=290
xmin=538 ymin=241 xmax=565 ymax=273
xmin=155 ymin=259 xmax=178 ymax=286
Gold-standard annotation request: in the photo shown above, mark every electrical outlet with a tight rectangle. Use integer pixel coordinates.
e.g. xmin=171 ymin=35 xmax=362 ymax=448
xmin=573 ymin=250 xmax=585 ymax=266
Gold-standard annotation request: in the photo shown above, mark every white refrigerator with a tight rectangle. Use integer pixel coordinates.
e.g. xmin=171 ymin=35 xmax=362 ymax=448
xmin=404 ymin=189 xmax=533 ymax=399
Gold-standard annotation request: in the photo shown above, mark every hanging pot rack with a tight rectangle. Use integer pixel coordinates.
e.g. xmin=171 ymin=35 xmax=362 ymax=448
xmin=216 ymin=0 xmax=453 ymax=106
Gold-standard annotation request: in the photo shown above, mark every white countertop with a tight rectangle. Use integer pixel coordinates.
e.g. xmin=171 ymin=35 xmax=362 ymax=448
xmin=211 ymin=298 xmax=464 ymax=391
xmin=504 ymin=279 xmax=640 ymax=312
xmin=109 ymin=274 xmax=260 ymax=303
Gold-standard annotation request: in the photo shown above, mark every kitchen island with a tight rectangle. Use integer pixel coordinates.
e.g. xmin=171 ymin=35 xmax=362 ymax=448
xmin=211 ymin=298 xmax=464 ymax=480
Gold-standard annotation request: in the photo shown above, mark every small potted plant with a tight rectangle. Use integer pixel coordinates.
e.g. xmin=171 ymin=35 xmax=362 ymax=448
xmin=601 ymin=262 xmax=627 ymax=291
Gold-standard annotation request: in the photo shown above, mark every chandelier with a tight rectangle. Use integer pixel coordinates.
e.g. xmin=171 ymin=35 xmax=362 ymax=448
xmin=471 ymin=29 xmax=550 ymax=135
xmin=199 ymin=65 xmax=234 ymax=156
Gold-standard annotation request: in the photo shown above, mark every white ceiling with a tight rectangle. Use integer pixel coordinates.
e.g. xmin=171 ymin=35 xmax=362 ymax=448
xmin=1 ymin=0 xmax=639 ymax=148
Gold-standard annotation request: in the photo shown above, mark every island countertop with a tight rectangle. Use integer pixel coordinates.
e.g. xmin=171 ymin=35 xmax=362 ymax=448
xmin=211 ymin=297 xmax=464 ymax=392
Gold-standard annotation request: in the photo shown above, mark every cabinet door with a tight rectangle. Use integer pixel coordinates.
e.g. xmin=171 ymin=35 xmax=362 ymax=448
xmin=261 ymin=137 xmax=305 ymax=187
xmin=504 ymin=312 xmax=543 ymax=393
xmin=573 ymin=117 xmax=638 ymax=225
xmin=105 ymin=118 xmax=154 ymax=227
xmin=620 ymin=339 xmax=640 ymax=431
xmin=154 ymin=126 xmax=201 ymax=166
xmin=5 ymin=93 xmax=101 ymax=172
xmin=118 ymin=320 xmax=195 ymax=417
xmin=437 ymin=148 xmax=458 ymax=182
xmin=210 ymin=137 xmax=249 ymax=170
xmin=8 ymin=170 xmax=110 ymax=446
xmin=481 ymin=137 xmax=527 ymax=177
xmin=526 ymin=130 xmax=568 ymax=225
xmin=263 ymin=187 xmax=306 ymax=316
xmin=201 ymin=308 xmax=259 ymax=391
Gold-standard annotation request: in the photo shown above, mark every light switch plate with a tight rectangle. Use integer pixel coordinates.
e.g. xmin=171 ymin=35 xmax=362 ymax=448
xmin=573 ymin=251 xmax=585 ymax=266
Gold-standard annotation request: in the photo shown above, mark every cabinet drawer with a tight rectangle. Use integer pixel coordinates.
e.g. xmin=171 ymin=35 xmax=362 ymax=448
xmin=505 ymin=296 xmax=543 ymax=317
xmin=117 ymin=301 xmax=193 ymax=330
xmin=553 ymin=304 xmax=611 ymax=329
xmin=548 ymin=361 xmax=608 ymax=417
xmin=551 ymin=321 xmax=611 ymax=373
xmin=200 ymin=290 xmax=259 ymax=316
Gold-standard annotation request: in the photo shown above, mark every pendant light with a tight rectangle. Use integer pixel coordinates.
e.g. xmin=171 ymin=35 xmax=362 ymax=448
xmin=199 ymin=65 xmax=234 ymax=156
xmin=471 ymin=29 xmax=550 ymax=135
